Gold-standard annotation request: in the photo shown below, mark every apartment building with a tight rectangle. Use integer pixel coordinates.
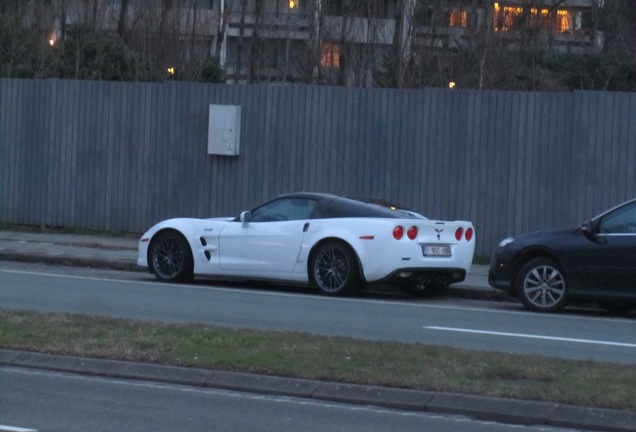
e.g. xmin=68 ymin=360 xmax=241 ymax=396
xmin=13 ymin=0 xmax=603 ymax=85
xmin=203 ymin=0 xmax=603 ymax=84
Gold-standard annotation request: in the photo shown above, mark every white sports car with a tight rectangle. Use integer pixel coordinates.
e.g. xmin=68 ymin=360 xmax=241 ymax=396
xmin=137 ymin=193 xmax=476 ymax=296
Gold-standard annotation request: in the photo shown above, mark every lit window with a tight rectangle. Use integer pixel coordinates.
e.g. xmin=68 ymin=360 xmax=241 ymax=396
xmin=448 ymin=9 xmax=467 ymax=27
xmin=493 ymin=3 xmax=523 ymax=32
xmin=494 ymin=3 xmax=575 ymax=34
xmin=556 ymin=10 xmax=571 ymax=33
xmin=529 ymin=8 xmax=550 ymax=31
xmin=321 ymin=43 xmax=340 ymax=69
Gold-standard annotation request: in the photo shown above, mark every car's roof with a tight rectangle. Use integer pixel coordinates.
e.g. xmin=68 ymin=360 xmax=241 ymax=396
xmin=276 ymin=192 xmax=337 ymax=200
xmin=270 ymin=192 xmax=425 ymax=220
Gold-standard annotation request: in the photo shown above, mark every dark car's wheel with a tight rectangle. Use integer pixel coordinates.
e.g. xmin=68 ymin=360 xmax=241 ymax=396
xmin=309 ymin=240 xmax=361 ymax=296
xmin=148 ymin=230 xmax=194 ymax=282
xmin=516 ymin=257 xmax=567 ymax=312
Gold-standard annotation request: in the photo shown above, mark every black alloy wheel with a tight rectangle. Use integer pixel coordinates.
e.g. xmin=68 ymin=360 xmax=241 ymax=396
xmin=516 ymin=257 xmax=567 ymax=312
xmin=310 ymin=240 xmax=361 ymax=296
xmin=148 ymin=230 xmax=194 ymax=282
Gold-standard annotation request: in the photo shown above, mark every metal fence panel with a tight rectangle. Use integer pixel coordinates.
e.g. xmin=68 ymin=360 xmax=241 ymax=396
xmin=1 ymin=78 xmax=634 ymax=256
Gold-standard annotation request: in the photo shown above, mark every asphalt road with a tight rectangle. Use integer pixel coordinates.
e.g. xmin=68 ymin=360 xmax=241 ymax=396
xmin=1 ymin=261 xmax=635 ymax=364
xmin=1 ymin=366 xmax=583 ymax=432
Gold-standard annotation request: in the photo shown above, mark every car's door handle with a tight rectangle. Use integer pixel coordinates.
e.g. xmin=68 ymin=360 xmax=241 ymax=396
xmin=303 ymin=222 xmax=310 ymax=232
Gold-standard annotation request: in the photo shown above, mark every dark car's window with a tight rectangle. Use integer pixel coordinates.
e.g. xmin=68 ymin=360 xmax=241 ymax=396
xmin=250 ymin=198 xmax=318 ymax=222
xmin=598 ymin=202 xmax=636 ymax=234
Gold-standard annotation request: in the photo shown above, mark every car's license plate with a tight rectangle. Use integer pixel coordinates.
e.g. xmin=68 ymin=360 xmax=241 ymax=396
xmin=422 ymin=245 xmax=451 ymax=257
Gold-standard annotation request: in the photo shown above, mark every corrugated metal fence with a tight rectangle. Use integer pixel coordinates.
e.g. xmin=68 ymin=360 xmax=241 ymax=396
xmin=1 ymin=78 xmax=635 ymax=256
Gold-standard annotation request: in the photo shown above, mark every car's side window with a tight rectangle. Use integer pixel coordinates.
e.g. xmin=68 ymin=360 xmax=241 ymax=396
xmin=598 ymin=202 xmax=636 ymax=234
xmin=251 ymin=198 xmax=317 ymax=222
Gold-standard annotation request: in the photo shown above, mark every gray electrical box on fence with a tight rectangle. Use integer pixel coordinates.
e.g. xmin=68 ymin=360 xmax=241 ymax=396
xmin=207 ymin=104 xmax=241 ymax=156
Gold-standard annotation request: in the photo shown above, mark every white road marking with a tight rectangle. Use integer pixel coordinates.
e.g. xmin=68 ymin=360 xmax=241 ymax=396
xmin=424 ymin=326 xmax=636 ymax=348
xmin=0 ymin=426 xmax=38 ymax=432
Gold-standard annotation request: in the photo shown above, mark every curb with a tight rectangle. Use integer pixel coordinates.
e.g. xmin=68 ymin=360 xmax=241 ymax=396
xmin=2 ymin=349 xmax=634 ymax=432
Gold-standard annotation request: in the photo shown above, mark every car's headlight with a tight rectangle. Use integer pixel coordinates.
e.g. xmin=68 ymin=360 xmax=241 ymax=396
xmin=498 ymin=237 xmax=515 ymax=248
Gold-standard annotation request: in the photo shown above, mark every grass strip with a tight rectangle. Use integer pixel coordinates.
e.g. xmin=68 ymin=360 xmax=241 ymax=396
xmin=1 ymin=308 xmax=634 ymax=411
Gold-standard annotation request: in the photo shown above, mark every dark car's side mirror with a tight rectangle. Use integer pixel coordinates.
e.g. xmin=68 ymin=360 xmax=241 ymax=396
xmin=579 ymin=220 xmax=596 ymax=237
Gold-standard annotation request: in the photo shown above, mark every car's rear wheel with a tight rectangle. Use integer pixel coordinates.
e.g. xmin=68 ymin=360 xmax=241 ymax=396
xmin=148 ymin=230 xmax=194 ymax=282
xmin=516 ymin=257 xmax=567 ymax=312
xmin=310 ymin=240 xmax=361 ymax=296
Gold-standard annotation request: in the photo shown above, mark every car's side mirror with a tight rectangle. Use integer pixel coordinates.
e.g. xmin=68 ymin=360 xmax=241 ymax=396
xmin=240 ymin=210 xmax=251 ymax=227
xmin=580 ymin=220 xmax=595 ymax=237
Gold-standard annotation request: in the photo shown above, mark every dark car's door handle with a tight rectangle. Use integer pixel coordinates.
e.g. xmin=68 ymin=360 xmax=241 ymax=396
xmin=303 ymin=222 xmax=310 ymax=232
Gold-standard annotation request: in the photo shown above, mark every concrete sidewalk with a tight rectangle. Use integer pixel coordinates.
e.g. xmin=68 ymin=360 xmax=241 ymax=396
xmin=2 ymin=230 xmax=634 ymax=431
xmin=0 ymin=230 xmax=140 ymax=272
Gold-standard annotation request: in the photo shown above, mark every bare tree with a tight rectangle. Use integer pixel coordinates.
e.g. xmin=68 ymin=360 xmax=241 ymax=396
xmin=0 ymin=2 xmax=55 ymax=78
xmin=391 ymin=0 xmax=408 ymax=87
xmin=309 ymin=0 xmax=395 ymax=86
xmin=594 ymin=0 xmax=636 ymax=90
xmin=117 ymin=0 xmax=130 ymax=38
xmin=249 ymin=0 xmax=264 ymax=83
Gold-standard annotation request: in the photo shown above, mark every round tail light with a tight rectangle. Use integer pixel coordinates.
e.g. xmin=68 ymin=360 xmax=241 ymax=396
xmin=407 ymin=226 xmax=418 ymax=240
xmin=455 ymin=227 xmax=464 ymax=241
xmin=465 ymin=227 xmax=474 ymax=241
xmin=393 ymin=226 xmax=404 ymax=240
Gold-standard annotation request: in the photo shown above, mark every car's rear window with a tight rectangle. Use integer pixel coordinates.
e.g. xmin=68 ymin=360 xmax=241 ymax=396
xmin=319 ymin=197 xmax=424 ymax=219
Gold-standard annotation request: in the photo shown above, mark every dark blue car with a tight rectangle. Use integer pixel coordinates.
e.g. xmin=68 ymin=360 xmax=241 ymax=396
xmin=489 ymin=199 xmax=636 ymax=313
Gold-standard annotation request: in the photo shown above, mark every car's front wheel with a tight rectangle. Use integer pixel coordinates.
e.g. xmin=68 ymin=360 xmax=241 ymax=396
xmin=516 ymin=257 xmax=567 ymax=312
xmin=148 ymin=230 xmax=194 ymax=283
xmin=309 ymin=240 xmax=361 ymax=296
